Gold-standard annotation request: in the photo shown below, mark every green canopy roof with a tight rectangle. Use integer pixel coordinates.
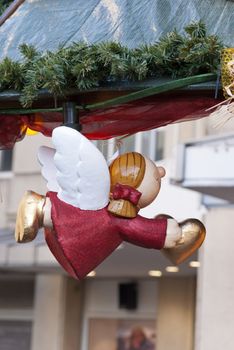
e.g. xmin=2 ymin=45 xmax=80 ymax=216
xmin=0 ymin=0 xmax=233 ymax=61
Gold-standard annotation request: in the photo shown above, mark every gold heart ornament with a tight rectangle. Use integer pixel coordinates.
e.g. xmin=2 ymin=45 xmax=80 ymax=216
xmin=163 ymin=219 xmax=206 ymax=265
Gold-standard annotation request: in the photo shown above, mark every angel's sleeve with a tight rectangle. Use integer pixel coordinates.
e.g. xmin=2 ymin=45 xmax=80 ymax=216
xmin=52 ymin=126 xmax=110 ymax=210
xmin=117 ymin=216 xmax=167 ymax=249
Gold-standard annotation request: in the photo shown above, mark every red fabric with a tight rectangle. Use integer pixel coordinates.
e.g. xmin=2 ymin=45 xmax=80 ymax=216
xmin=0 ymin=115 xmax=28 ymax=149
xmin=0 ymin=93 xmax=221 ymax=149
xmin=112 ymin=183 xmax=142 ymax=205
xmin=80 ymin=92 xmax=220 ymax=139
xmin=45 ymin=192 xmax=167 ymax=280
xmin=44 ymin=227 xmax=78 ymax=279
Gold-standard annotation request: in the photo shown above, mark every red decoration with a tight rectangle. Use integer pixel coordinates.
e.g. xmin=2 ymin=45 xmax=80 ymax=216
xmin=0 ymin=92 xmax=220 ymax=149
xmin=0 ymin=115 xmax=27 ymax=149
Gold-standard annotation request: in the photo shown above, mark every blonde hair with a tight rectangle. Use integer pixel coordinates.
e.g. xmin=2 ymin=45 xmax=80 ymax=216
xmin=108 ymin=152 xmax=146 ymax=218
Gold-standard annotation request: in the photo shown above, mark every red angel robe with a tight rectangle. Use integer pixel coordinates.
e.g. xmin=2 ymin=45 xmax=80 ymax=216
xmin=45 ymin=192 xmax=167 ymax=280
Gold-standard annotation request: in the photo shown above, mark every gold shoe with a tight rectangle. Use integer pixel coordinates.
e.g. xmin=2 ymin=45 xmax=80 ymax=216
xmin=15 ymin=191 xmax=46 ymax=243
xmin=163 ymin=219 xmax=206 ymax=265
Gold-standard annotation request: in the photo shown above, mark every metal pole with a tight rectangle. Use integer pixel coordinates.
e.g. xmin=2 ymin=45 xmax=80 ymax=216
xmin=63 ymin=102 xmax=81 ymax=131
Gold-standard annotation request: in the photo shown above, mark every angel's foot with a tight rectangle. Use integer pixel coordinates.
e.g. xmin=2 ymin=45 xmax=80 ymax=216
xmin=15 ymin=191 xmax=46 ymax=243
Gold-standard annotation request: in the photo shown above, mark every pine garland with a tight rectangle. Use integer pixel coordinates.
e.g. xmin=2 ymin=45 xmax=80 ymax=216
xmin=0 ymin=21 xmax=223 ymax=107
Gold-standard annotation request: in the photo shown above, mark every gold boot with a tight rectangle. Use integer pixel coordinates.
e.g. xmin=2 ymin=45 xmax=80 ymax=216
xmin=15 ymin=191 xmax=46 ymax=243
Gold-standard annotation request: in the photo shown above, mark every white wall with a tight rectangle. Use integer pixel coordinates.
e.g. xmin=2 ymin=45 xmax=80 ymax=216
xmin=157 ymin=277 xmax=196 ymax=350
xmin=140 ymin=160 xmax=204 ymax=222
xmin=195 ymin=207 xmax=234 ymax=350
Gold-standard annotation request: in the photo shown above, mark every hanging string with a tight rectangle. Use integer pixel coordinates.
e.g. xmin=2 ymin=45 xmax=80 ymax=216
xmin=97 ymin=133 xmax=136 ymax=164
xmin=115 ymin=133 xmax=134 ymax=151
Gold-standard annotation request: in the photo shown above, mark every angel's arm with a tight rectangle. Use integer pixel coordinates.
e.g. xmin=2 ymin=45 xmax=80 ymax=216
xmin=116 ymin=216 xmax=167 ymax=249
xmin=117 ymin=216 xmax=181 ymax=249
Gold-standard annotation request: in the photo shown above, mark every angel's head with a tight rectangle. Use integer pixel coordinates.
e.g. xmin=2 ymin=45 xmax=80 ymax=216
xmin=108 ymin=152 xmax=166 ymax=218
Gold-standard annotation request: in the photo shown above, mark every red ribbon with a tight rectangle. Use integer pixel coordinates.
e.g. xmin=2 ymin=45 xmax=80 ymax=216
xmin=112 ymin=183 xmax=142 ymax=205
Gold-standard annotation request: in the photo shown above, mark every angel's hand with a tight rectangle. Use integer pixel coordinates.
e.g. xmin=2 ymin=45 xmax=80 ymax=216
xmin=164 ymin=219 xmax=183 ymax=248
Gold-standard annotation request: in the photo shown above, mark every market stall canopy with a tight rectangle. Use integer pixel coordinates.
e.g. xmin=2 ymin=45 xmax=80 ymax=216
xmin=0 ymin=0 xmax=233 ymax=58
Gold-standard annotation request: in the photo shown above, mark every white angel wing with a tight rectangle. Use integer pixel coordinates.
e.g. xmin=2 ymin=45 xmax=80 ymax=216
xmin=52 ymin=126 xmax=110 ymax=210
xmin=38 ymin=146 xmax=60 ymax=192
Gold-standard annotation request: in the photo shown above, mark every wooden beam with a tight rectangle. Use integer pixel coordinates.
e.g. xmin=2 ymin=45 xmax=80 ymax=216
xmin=0 ymin=73 xmax=217 ymax=115
xmin=0 ymin=0 xmax=25 ymax=27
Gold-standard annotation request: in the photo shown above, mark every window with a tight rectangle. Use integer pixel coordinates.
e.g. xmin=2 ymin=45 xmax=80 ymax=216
xmin=0 ymin=150 xmax=13 ymax=171
xmin=155 ymin=130 xmax=165 ymax=161
xmin=95 ymin=136 xmax=136 ymax=160
xmin=138 ymin=130 xmax=165 ymax=161
xmin=0 ymin=277 xmax=34 ymax=350
xmin=120 ymin=134 xmax=136 ymax=154
xmin=0 ymin=321 xmax=32 ymax=350
xmin=93 ymin=130 xmax=165 ymax=162
xmin=95 ymin=140 xmax=108 ymax=159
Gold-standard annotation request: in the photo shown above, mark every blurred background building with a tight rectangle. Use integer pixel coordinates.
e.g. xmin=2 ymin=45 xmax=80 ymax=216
xmin=1 ymin=115 xmax=234 ymax=350
xmin=0 ymin=1 xmax=234 ymax=350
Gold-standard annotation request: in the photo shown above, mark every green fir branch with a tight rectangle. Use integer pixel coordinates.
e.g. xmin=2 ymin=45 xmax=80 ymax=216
xmin=0 ymin=21 xmax=224 ymax=107
xmin=0 ymin=57 xmax=23 ymax=91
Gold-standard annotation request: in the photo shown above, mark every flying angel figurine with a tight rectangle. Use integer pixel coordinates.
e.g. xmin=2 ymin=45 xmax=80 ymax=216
xmin=15 ymin=126 xmax=205 ymax=280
